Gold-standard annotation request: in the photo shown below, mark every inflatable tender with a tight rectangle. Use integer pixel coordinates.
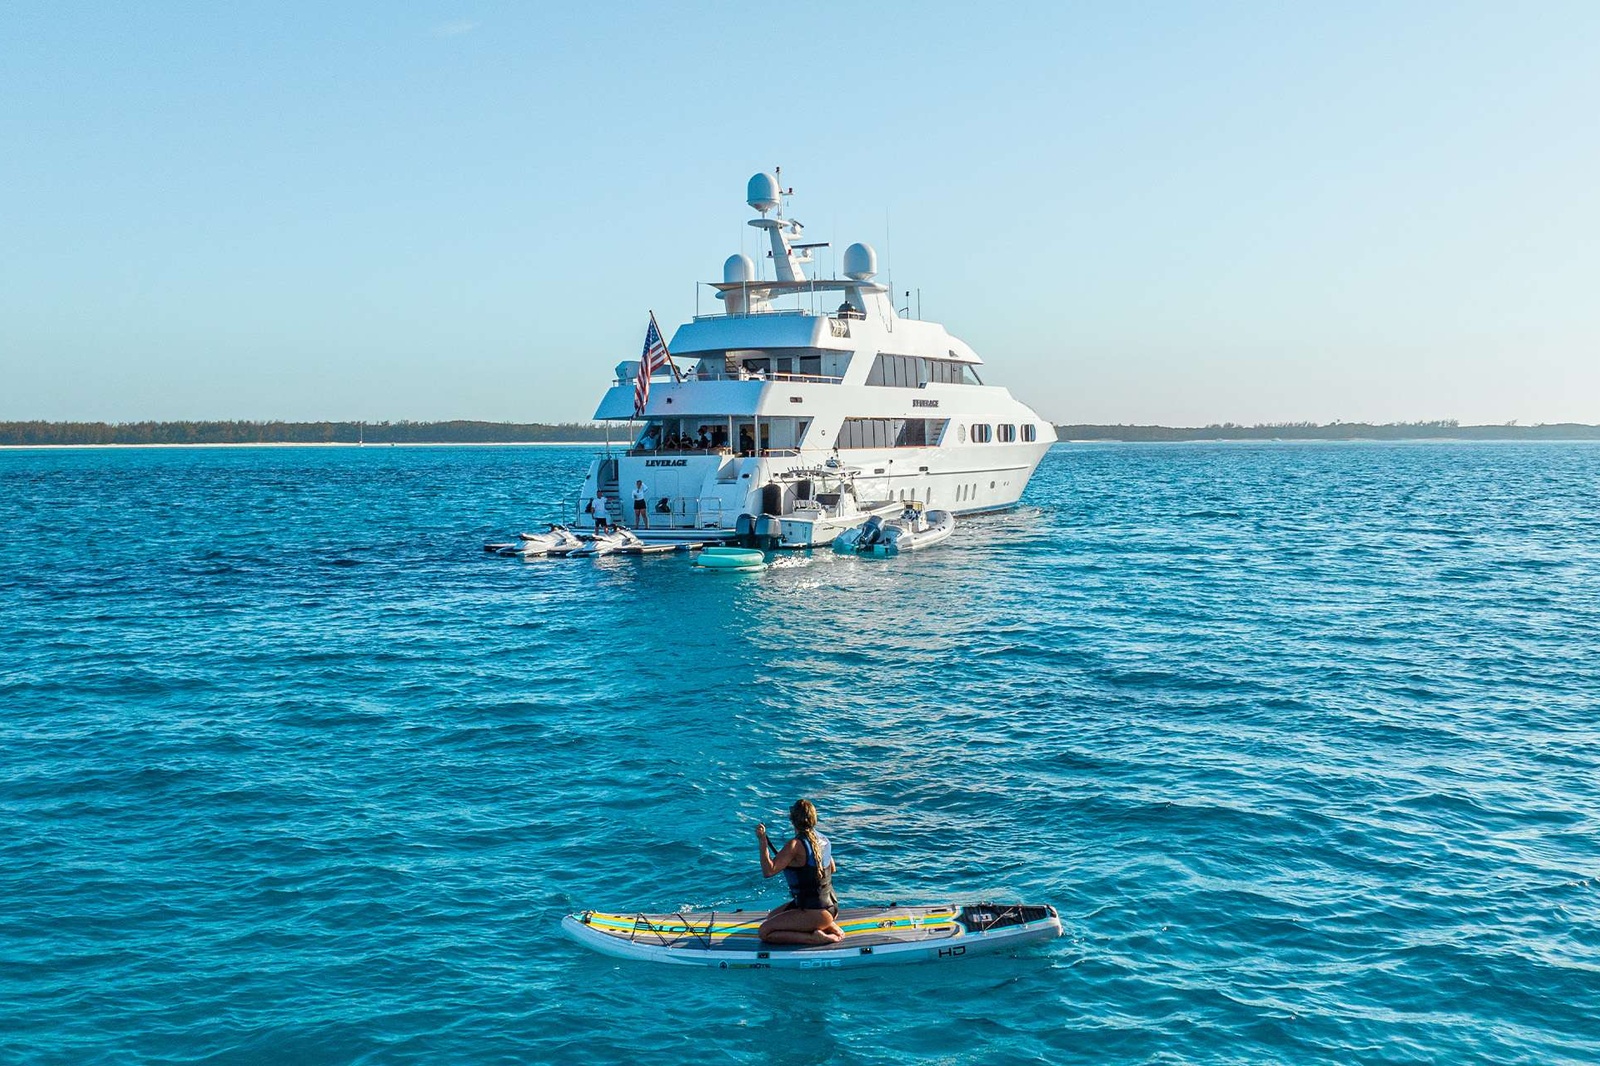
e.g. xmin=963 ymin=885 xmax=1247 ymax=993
xmin=695 ymin=546 xmax=766 ymax=571
xmin=834 ymin=504 xmax=955 ymax=556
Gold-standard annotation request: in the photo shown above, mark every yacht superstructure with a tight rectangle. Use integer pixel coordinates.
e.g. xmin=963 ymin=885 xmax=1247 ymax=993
xmin=575 ymin=173 xmax=1055 ymax=546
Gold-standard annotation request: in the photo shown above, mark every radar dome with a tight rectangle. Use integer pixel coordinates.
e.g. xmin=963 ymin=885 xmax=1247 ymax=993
xmin=747 ymin=172 xmax=780 ymax=214
xmin=723 ymin=253 xmax=755 ymax=283
xmin=842 ymin=242 xmax=878 ymax=281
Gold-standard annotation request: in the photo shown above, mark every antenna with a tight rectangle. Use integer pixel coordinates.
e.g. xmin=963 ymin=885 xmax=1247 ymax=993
xmin=885 ymin=207 xmax=893 ymax=320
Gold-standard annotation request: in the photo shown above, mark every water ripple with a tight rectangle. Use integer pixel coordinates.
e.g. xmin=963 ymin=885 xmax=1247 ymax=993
xmin=2 ymin=442 xmax=1599 ymax=1063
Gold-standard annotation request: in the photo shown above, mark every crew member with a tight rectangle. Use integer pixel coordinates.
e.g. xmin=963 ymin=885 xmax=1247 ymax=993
xmin=632 ymin=479 xmax=649 ymax=529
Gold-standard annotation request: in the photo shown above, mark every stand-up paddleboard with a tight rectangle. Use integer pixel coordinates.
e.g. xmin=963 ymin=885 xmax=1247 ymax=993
xmin=562 ymin=902 xmax=1061 ymax=969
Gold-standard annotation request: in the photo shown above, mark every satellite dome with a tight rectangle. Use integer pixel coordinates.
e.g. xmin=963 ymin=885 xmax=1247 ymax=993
xmin=723 ymin=253 xmax=755 ymax=283
xmin=747 ymin=172 xmax=780 ymax=214
xmin=842 ymin=242 xmax=878 ymax=281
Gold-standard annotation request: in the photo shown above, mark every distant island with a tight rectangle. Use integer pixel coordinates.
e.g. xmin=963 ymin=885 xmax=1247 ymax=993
xmin=3 ymin=418 xmax=1598 ymax=447
xmin=1055 ymin=420 xmax=1600 ymax=441
xmin=0 ymin=420 xmax=613 ymax=446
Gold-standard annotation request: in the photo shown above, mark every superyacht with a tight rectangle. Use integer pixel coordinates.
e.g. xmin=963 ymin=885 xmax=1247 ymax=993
xmin=575 ymin=173 xmax=1055 ymax=547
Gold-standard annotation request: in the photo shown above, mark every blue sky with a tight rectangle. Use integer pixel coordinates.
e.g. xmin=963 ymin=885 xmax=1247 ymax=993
xmin=2 ymin=2 xmax=1596 ymax=425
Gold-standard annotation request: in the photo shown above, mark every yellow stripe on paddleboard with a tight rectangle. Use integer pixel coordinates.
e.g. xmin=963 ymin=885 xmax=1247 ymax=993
xmin=580 ymin=910 xmax=962 ymax=943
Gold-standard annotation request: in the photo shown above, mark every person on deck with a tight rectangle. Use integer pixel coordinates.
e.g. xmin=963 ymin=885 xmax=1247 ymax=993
xmin=591 ymin=490 xmax=608 ymax=532
xmin=632 ymin=480 xmax=649 ymax=529
xmin=756 ymin=799 xmax=843 ymax=945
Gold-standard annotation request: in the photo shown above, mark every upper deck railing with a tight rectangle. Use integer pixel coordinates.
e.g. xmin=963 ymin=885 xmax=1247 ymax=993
xmin=690 ymin=306 xmax=870 ymax=323
xmin=610 ymin=369 xmax=843 ymax=387
xmin=691 ymin=308 xmax=813 ymax=322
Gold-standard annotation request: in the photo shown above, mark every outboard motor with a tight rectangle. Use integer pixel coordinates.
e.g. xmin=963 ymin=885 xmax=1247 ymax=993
xmin=856 ymin=515 xmax=884 ymax=551
xmin=754 ymin=514 xmax=782 ymax=550
xmin=734 ymin=513 xmax=756 ymax=547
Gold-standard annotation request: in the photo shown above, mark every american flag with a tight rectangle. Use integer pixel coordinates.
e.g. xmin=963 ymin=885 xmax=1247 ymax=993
xmin=633 ymin=312 xmax=677 ymax=415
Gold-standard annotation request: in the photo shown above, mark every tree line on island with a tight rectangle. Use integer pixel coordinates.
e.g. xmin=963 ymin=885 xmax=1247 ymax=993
xmin=3 ymin=419 xmax=1598 ymax=446
xmin=0 ymin=420 xmax=614 ymax=446
xmin=1056 ymin=420 xmax=1600 ymax=441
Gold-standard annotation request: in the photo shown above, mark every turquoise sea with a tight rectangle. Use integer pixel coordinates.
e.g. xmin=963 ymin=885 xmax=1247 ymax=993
xmin=2 ymin=442 xmax=1598 ymax=1064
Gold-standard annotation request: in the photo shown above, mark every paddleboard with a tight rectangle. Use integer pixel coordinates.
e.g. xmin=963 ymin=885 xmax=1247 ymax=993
xmin=562 ymin=902 xmax=1060 ymax=969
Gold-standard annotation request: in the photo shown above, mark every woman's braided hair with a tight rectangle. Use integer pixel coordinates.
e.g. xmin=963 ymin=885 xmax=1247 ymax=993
xmin=789 ymin=799 xmax=823 ymax=878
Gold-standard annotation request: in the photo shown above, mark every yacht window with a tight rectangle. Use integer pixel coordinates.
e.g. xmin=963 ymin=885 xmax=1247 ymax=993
xmin=998 ymin=424 xmax=1017 ymax=443
xmin=837 ymin=418 xmax=946 ymax=449
xmin=866 ymin=354 xmax=936 ymax=388
xmin=688 ymin=348 xmax=838 ymax=381
xmin=971 ymin=423 xmax=992 ymax=443
xmin=1022 ymin=424 xmax=1037 ymax=442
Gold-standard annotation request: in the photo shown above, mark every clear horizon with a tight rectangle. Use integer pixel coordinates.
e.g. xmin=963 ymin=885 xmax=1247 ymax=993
xmin=3 ymin=2 xmax=1597 ymax=426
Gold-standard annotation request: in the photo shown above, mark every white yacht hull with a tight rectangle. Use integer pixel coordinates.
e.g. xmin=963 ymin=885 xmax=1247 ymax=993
xmin=576 ymin=440 xmax=1051 ymax=547
xmin=562 ymin=172 xmax=1057 ymax=543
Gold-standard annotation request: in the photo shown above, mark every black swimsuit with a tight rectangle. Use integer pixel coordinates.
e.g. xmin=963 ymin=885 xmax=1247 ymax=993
xmin=782 ymin=837 xmax=838 ymax=914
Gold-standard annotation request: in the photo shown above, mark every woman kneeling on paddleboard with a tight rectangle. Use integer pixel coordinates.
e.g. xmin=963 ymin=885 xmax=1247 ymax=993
xmin=756 ymin=799 xmax=843 ymax=945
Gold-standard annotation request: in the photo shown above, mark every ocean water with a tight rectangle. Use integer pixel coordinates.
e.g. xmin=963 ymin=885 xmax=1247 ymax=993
xmin=2 ymin=441 xmax=1598 ymax=1065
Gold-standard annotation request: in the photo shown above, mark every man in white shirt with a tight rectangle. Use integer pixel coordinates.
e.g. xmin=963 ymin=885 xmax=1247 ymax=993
xmin=591 ymin=490 xmax=608 ymax=531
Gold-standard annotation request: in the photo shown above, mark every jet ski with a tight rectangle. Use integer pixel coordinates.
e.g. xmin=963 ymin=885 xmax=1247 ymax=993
xmin=485 ymin=523 xmax=584 ymax=557
xmin=568 ymin=525 xmax=646 ymax=558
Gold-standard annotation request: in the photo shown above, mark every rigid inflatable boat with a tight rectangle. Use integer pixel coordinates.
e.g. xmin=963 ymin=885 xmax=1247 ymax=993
xmin=833 ymin=503 xmax=955 ymax=556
